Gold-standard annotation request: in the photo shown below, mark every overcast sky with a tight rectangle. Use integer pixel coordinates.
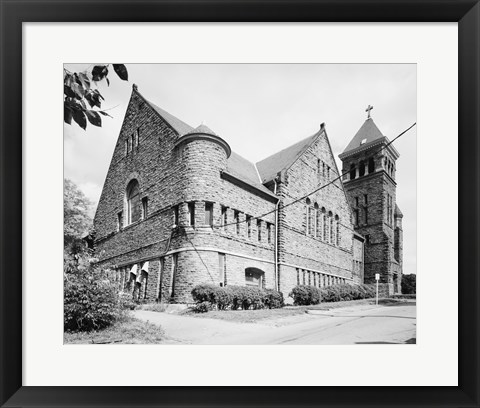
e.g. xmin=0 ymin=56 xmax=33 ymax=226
xmin=64 ymin=64 xmax=416 ymax=275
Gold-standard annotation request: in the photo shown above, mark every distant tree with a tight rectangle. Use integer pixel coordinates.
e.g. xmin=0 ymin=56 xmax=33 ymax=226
xmin=401 ymin=274 xmax=416 ymax=294
xmin=64 ymin=178 xmax=92 ymax=245
xmin=64 ymin=64 xmax=128 ymax=130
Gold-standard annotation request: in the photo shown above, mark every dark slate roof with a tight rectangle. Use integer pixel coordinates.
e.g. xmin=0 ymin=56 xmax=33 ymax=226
xmin=226 ymin=152 xmax=276 ymax=197
xmin=185 ymin=124 xmax=218 ymax=136
xmin=256 ymin=133 xmax=319 ymax=184
xmin=395 ymin=204 xmax=403 ymax=217
xmin=342 ymin=118 xmax=384 ymax=154
xmin=146 ymin=100 xmax=194 ymax=136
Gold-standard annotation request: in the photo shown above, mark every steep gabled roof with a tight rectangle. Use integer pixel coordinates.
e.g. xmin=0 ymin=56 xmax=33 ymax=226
xmin=342 ymin=118 xmax=384 ymax=155
xmin=226 ymin=152 xmax=277 ymax=198
xmin=185 ymin=124 xmax=217 ymax=136
xmin=256 ymin=132 xmax=319 ymax=184
xmin=395 ymin=204 xmax=403 ymax=217
xmin=144 ymin=98 xmax=194 ymax=136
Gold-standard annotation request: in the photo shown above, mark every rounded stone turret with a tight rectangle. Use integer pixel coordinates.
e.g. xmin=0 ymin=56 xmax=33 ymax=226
xmin=174 ymin=124 xmax=230 ymax=203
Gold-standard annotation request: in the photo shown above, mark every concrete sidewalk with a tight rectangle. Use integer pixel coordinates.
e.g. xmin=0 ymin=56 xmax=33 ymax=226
xmin=134 ymin=302 xmax=416 ymax=345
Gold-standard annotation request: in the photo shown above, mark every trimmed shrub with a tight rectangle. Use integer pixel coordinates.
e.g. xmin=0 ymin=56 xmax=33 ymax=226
xmin=191 ymin=284 xmax=219 ymax=304
xmin=319 ymin=283 xmax=377 ymax=303
xmin=193 ymin=301 xmax=214 ymax=313
xmin=264 ymin=289 xmax=285 ymax=309
xmin=289 ymin=285 xmax=321 ymax=306
xmin=190 ymin=284 xmax=284 ymax=310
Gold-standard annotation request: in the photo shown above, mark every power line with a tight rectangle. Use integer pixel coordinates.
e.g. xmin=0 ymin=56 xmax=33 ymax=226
xmin=212 ymin=122 xmax=416 ymax=230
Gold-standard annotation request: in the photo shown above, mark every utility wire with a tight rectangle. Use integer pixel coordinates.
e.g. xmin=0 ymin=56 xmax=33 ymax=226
xmin=212 ymin=122 xmax=416 ymax=230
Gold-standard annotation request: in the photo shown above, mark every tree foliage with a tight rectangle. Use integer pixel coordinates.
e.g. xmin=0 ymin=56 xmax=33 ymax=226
xmin=64 ymin=178 xmax=92 ymax=245
xmin=64 ymin=64 xmax=128 ymax=130
xmin=401 ymin=274 xmax=416 ymax=294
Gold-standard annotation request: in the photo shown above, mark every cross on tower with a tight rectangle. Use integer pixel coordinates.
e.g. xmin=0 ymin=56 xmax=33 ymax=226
xmin=365 ymin=105 xmax=373 ymax=119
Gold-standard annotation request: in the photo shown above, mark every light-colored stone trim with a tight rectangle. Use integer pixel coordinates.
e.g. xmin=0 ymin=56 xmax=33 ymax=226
xmin=113 ymin=247 xmax=275 ymax=268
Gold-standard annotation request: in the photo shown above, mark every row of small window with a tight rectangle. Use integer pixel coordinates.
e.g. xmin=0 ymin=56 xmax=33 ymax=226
xmin=317 ymin=159 xmax=332 ymax=182
xmin=296 ymin=268 xmax=347 ymax=287
xmin=124 ymin=127 xmax=141 ymax=156
xmin=384 ymin=157 xmax=395 ymax=177
xmin=173 ymin=202 xmax=275 ymax=244
xmin=117 ymin=179 xmax=148 ymax=231
xmin=350 ymin=158 xmax=375 ymax=180
xmin=353 ymin=259 xmax=363 ymax=272
xmin=305 ymin=198 xmax=341 ymax=246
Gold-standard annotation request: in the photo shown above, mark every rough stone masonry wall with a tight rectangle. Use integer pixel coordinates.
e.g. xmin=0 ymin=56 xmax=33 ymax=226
xmin=164 ymin=137 xmax=277 ymax=302
xmin=343 ymin=156 xmax=400 ymax=295
xmin=276 ymin=130 xmax=356 ymax=298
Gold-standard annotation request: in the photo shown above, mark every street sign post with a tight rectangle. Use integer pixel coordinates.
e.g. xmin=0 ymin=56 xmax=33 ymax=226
xmin=375 ymin=273 xmax=380 ymax=305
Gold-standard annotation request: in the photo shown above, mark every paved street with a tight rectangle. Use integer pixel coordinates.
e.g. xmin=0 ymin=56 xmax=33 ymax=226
xmin=134 ymin=302 xmax=416 ymax=345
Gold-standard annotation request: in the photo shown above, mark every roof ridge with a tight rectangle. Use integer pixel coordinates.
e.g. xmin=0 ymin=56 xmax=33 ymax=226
xmin=133 ymin=88 xmax=194 ymax=136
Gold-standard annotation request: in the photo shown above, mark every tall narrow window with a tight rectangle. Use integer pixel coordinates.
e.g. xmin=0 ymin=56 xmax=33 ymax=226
xmin=117 ymin=211 xmax=123 ymax=231
xmin=205 ymin=202 xmax=213 ymax=226
xmin=296 ymin=268 xmax=300 ymax=285
xmin=364 ymin=194 xmax=368 ymax=205
xmin=327 ymin=166 xmax=330 ymax=180
xmin=257 ymin=219 xmax=262 ymax=241
xmin=267 ymin=223 xmax=272 ymax=244
xmin=359 ymin=161 xmax=365 ymax=177
xmin=173 ymin=205 xmax=179 ymax=226
xmin=314 ymin=203 xmax=319 ymax=237
xmin=131 ymin=134 xmax=135 ymax=152
xmin=322 ymin=209 xmax=327 ymax=241
xmin=188 ymin=202 xmax=195 ymax=226
xmin=354 ymin=209 xmax=359 ymax=226
xmin=170 ymin=254 xmax=178 ymax=298
xmin=350 ymin=163 xmax=356 ymax=180
xmin=317 ymin=159 xmax=321 ymax=181
xmin=234 ymin=211 xmax=240 ymax=234
xmin=126 ymin=179 xmax=141 ymax=225
xmin=221 ymin=206 xmax=227 ymax=231
xmin=364 ymin=207 xmax=368 ymax=225
xmin=336 ymin=216 xmax=340 ymax=246
xmin=329 ymin=212 xmax=334 ymax=243
xmin=246 ymin=215 xmax=252 ymax=238
xmin=136 ymin=127 xmax=140 ymax=146
xmin=218 ymin=253 xmax=226 ymax=287
xmin=141 ymin=197 xmax=148 ymax=220
xmin=306 ymin=198 xmax=311 ymax=235
xmin=368 ymin=158 xmax=375 ymax=173
xmin=125 ymin=140 xmax=128 ymax=156
xmin=323 ymin=162 xmax=326 ymax=178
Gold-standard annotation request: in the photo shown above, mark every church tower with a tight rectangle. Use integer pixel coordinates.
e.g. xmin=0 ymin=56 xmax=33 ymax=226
xmin=339 ymin=106 xmax=403 ymax=294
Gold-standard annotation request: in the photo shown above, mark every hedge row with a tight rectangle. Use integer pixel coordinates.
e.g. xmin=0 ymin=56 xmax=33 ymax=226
xmin=191 ymin=284 xmax=284 ymax=311
xmin=289 ymin=283 xmax=377 ymax=305
xmin=320 ymin=283 xmax=376 ymax=303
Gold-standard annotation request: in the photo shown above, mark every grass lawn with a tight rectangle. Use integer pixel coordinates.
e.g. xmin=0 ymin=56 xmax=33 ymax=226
xmin=181 ymin=298 xmax=414 ymax=324
xmin=64 ymin=315 xmax=165 ymax=344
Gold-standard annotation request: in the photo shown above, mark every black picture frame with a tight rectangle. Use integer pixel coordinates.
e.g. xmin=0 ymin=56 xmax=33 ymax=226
xmin=1 ymin=1 xmax=479 ymax=407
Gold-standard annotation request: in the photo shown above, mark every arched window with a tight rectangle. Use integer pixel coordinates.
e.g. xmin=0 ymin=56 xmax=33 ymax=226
xmin=329 ymin=211 xmax=334 ymax=243
xmin=306 ymin=198 xmax=311 ymax=235
xmin=314 ymin=203 xmax=319 ymax=237
xmin=322 ymin=208 xmax=327 ymax=241
xmin=359 ymin=161 xmax=365 ymax=177
xmin=350 ymin=163 xmax=356 ymax=180
xmin=335 ymin=215 xmax=340 ymax=246
xmin=126 ymin=179 xmax=142 ymax=225
xmin=368 ymin=158 xmax=375 ymax=173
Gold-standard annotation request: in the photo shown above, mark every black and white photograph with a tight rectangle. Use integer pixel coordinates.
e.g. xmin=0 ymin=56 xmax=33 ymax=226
xmin=64 ymin=63 xmax=416 ymax=345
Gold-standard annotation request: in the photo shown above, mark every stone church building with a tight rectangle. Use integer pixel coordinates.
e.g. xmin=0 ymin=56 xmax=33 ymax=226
xmin=93 ymin=85 xmax=403 ymax=303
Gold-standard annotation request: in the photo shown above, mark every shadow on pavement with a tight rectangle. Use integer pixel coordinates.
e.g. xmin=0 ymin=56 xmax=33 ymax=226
xmin=355 ymin=337 xmax=416 ymax=345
